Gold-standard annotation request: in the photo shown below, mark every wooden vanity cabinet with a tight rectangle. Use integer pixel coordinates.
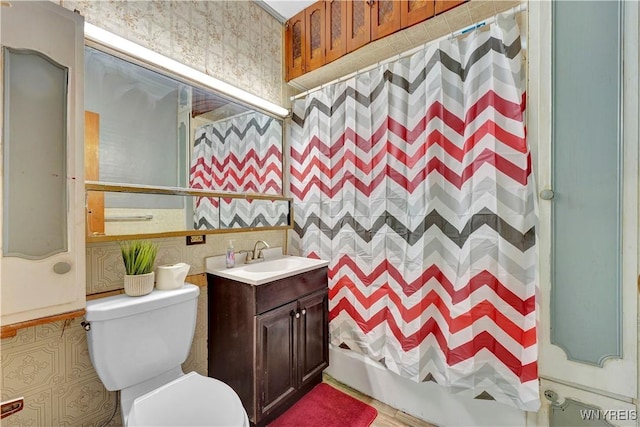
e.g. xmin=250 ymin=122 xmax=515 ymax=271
xmin=207 ymin=267 xmax=329 ymax=427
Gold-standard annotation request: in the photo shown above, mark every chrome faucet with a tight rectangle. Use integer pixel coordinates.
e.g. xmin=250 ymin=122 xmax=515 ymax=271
xmin=252 ymin=240 xmax=270 ymax=261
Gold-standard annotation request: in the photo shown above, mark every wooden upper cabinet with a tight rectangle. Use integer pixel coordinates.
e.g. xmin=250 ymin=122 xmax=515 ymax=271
xmin=435 ymin=0 xmax=466 ymax=15
xmin=325 ymin=0 xmax=347 ymax=63
xmin=401 ymin=0 xmax=436 ymax=28
xmin=285 ymin=10 xmax=306 ymax=80
xmin=346 ymin=0 xmax=371 ymax=53
xmin=371 ymin=0 xmax=402 ymax=41
xmin=284 ymin=0 xmax=468 ymax=81
xmin=305 ymin=1 xmax=326 ymax=73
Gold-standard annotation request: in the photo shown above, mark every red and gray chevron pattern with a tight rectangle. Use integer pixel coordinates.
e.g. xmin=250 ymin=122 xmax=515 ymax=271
xmin=289 ymin=16 xmax=539 ymax=410
xmin=190 ymin=111 xmax=284 ymax=229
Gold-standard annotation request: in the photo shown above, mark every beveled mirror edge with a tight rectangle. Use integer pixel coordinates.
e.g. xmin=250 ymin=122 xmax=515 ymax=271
xmin=86 ymin=181 xmax=292 ymax=202
xmin=85 ymin=182 xmax=293 ymax=242
xmin=86 ymin=224 xmax=293 ymax=243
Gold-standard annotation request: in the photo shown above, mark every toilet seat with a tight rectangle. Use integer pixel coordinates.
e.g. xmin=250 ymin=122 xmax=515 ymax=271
xmin=127 ymin=372 xmax=249 ymax=427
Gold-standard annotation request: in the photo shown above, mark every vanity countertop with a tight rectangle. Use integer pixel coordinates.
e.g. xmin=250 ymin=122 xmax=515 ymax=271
xmin=206 ymin=249 xmax=328 ymax=286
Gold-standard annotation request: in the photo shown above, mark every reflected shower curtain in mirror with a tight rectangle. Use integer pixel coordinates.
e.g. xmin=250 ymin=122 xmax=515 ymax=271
xmin=190 ymin=111 xmax=286 ymax=229
xmin=289 ymin=16 xmax=539 ymax=410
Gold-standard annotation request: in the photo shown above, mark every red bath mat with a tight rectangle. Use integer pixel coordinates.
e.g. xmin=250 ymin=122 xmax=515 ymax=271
xmin=268 ymin=383 xmax=378 ymax=427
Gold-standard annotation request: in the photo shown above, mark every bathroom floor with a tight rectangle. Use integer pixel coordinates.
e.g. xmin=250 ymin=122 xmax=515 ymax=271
xmin=323 ymin=374 xmax=436 ymax=427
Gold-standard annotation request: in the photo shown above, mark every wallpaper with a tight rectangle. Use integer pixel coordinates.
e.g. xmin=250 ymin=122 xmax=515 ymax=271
xmin=61 ymin=0 xmax=284 ymax=106
xmin=1 ymin=2 xmax=286 ymax=423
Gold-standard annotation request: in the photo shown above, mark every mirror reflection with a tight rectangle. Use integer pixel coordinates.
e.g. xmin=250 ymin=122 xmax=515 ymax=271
xmin=84 ymin=46 xmax=284 ymax=237
xmin=87 ymin=191 xmax=291 ymax=237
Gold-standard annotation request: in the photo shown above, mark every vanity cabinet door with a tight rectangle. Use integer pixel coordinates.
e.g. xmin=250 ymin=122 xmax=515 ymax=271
xmin=256 ymin=300 xmax=298 ymax=418
xmin=298 ymin=289 xmax=329 ymax=387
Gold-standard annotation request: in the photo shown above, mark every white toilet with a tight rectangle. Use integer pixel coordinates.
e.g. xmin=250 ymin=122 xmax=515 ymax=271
xmin=84 ymin=284 xmax=249 ymax=426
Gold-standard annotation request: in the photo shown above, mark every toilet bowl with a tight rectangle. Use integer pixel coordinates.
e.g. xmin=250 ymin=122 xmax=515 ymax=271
xmin=84 ymin=284 xmax=248 ymax=426
xmin=127 ymin=372 xmax=248 ymax=427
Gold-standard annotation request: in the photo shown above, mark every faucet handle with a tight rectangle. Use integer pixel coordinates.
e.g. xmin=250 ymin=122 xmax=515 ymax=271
xmin=238 ymin=250 xmax=253 ymax=263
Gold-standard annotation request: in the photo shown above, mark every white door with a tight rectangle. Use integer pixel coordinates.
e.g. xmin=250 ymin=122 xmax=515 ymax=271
xmin=529 ymin=0 xmax=639 ymax=425
xmin=1 ymin=1 xmax=85 ymax=325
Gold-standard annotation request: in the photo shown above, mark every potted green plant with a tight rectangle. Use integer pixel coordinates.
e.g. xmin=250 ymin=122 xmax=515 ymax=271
xmin=120 ymin=240 xmax=158 ymax=297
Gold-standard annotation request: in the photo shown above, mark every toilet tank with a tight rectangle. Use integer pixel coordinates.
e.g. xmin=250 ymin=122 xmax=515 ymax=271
xmin=85 ymin=284 xmax=200 ymax=391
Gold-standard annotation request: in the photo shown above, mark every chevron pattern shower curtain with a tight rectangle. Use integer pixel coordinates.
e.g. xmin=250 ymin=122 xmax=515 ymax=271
xmin=289 ymin=16 xmax=538 ymax=410
xmin=190 ymin=111 xmax=286 ymax=228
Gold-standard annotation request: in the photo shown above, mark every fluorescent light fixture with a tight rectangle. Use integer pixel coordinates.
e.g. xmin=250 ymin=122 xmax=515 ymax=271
xmin=84 ymin=23 xmax=289 ymax=118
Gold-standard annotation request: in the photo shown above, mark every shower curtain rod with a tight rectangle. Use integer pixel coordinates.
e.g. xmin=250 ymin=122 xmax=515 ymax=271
xmin=290 ymin=2 xmax=527 ymax=101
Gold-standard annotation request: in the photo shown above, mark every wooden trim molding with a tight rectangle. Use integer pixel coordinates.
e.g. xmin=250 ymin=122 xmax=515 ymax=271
xmin=85 ymin=181 xmax=292 ymax=202
xmin=0 ymin=273 xmax=209 ymax=339
xmin=0 ymin=309 xmax=86 ymax=339
xmin=87 ymin=224 xmax=293 ymax=243
xmin=185 ymin=273 xmax=207 ymax=287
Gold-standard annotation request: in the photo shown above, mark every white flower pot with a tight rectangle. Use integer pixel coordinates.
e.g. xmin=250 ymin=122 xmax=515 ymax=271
xmin=124 ymin=271 xmax=155 ymax=297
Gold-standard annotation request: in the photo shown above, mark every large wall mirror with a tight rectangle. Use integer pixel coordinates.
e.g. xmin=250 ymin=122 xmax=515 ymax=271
xmin=84 ymin=46 xmax=289 ymax=240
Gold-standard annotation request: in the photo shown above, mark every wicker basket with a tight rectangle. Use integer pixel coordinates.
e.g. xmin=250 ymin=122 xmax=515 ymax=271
xmin=123 ymin=272 xmax=155 ymax=297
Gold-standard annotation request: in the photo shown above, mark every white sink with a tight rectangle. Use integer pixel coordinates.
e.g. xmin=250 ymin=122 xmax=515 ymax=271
xmin=206 ymin=253 xmax=329 ymax=286
xmin=243 ymin=258 xmax=306 ymax=273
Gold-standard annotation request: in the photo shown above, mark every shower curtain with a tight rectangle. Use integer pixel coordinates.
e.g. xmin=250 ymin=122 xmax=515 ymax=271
xmin=289 ymin=16 xmax=538 ymax=410
xmin=190 ymin=111 xmax=286 ymax=228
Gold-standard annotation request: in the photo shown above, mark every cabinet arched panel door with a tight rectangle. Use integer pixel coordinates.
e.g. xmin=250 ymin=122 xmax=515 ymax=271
xmin=305 ymin=1 xmax=326 ymax=73
xmin=346 ymin=0 xmax=371 ymax=53
xmin=530 ymin=2 xmax=638 ymax=421
xmin=285 ymin=10 xmax=306 ymax=80
xmin=370 ymin=0 xmax=401 ymax=41
xmin=1 ymin=1 xmax=85 ymax=326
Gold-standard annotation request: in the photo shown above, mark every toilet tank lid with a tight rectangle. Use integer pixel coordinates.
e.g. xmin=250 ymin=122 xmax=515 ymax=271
xmin=86 ymin=284 xmax=200 ymax=322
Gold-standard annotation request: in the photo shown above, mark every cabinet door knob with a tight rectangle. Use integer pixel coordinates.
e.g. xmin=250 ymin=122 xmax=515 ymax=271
xmin=295 ymin=311 xmax=301 ymax=319
xmin=53 ymin=262 xmax=71 ymax=274
xmin=540 ymin=188 xmax=555 ymax=200
xmin=301 ymin=308 xmax=307 ymax=315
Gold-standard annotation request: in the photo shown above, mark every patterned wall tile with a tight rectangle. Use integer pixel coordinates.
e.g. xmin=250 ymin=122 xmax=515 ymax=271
xmin=52 ymin=376 xmax=115 ymax=426
xmin=0 ymin=388 xmax=53 ymax=427
xmin=86 ymin=242 xmax=127 ymax=294
xmin=1 ymin=322 xmax=37 ymax=350
xmin=86 ymin=231 xmax=286 ymax=295
xmin=154 ymin=238 xmax=188 ymax=268
xmin=63 ymin=320 xmax=96 ymax=382
xmin=2 ymin=328 xmax=65 ymax=396
xmin=184 ymin=286 xmax=208 ymax=377
xmin=185 ymin=240 xmax=213 ymax=273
